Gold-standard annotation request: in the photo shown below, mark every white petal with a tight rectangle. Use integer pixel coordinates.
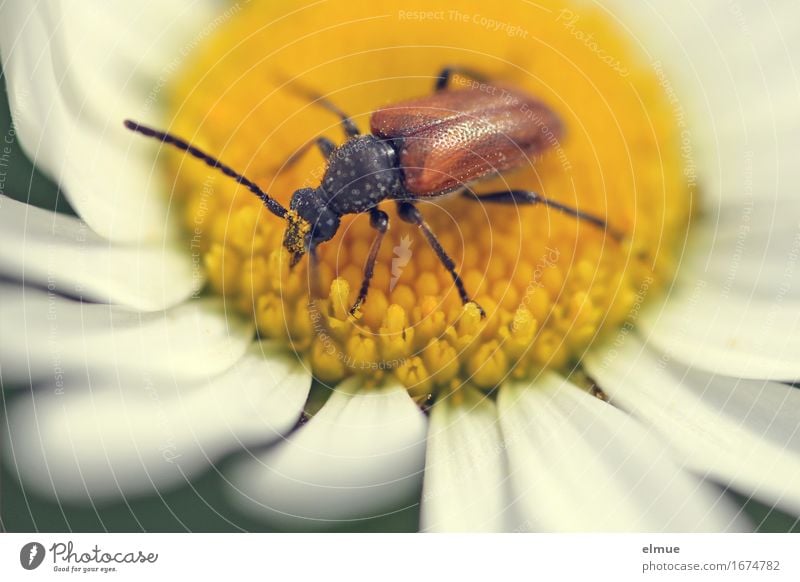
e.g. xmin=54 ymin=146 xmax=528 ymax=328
xmin=227 ymin=378 xmax=427 ymax=530
xmin=0 ymin=283 xmax=253 ymax=384
xmin=44 ymin=1 xmax=217 ymax=120
xmin=0 ymin=196 xmax=201 ymax=311
xmin=639 ymin=278 xmax=800 ymax=380
xmin=585 ymin=334 xmax=800 ymax=516
xmin=421 ymin=389 xmax=511 ymax=532
xmin=0 ymin=0 xmax=215 ymax=241
xmin=606 ymin=0 xmax=800 ymax=206
xmin=498 ymin=373 xmax=747 ymax=532
xmin=677 ymin=364 xmax=800 ymax=454
xmin=3 ymin=341 xmax=311 ymax=502
xmin=679 ymin=199 xmax=800 ymax=302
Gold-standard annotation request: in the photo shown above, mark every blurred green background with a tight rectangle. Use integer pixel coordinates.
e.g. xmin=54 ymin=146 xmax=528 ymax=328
xmin=0 ymin=69 xmax=798 ymax=533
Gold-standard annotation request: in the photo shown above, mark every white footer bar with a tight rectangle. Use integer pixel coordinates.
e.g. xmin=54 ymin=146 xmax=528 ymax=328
xmin=1 ymin=533 xmax=797 ymax=581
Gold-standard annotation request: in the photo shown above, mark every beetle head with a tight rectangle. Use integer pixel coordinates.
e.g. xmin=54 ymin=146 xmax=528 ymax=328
xmin=283 ymin=188 xmax=341 ymax=266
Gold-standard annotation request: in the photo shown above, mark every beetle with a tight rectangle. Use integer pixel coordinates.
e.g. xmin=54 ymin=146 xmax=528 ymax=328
xmin=125 ymin=66 xmax=620 ymax=317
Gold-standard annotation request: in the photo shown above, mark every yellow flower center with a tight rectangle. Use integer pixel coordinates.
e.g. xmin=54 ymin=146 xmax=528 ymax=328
xmin=167 ymin=1 xmax=691 ymax=400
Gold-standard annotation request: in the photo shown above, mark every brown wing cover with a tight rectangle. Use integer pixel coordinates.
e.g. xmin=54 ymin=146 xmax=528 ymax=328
xmin=371 ymin=84 xmax=563 ymax=196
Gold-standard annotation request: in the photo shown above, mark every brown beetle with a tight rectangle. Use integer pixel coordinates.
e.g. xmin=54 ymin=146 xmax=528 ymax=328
xmin=125 ymin=67 xmax=619 ymax=317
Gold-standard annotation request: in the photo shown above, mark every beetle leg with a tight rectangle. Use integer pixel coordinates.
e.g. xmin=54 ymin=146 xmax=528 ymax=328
xmin=350 ymin=208 xmax=390 ymax=316
xmin=435 ymin=66 xmax=489 ymax=91
xmin=396 ymin=201 xmax=485 ymax=318
xmin=273 ymin=136 xmax=336 ymax=175
xmin=305 ymin=243 xmax=343 ymax=347
xmin=307 ymin=243 xmax=324 ymax=301
xmin=463 ymin=189 xmax=623 ymax=241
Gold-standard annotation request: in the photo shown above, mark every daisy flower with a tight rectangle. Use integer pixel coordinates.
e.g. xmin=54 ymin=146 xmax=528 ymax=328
xmin=2 ymin=0 xmax=799 ymax=532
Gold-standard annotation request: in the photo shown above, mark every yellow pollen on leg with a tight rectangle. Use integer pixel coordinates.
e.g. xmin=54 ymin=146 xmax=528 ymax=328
xmin=167 ymin=0 xmax=692 ymax=397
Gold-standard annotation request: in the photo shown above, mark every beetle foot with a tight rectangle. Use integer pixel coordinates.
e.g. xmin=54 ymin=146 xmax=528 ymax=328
xmin=470 ymin=300 xmax=487 ymax=319
xmin=348 ymin=301 xmax=364 ymax=319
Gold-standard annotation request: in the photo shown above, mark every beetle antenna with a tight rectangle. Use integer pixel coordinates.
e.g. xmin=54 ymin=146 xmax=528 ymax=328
xmin=272 ymin=74 xmax=360 ymax=137
xmin=123 ymin=120 xmax=289 ymax=220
